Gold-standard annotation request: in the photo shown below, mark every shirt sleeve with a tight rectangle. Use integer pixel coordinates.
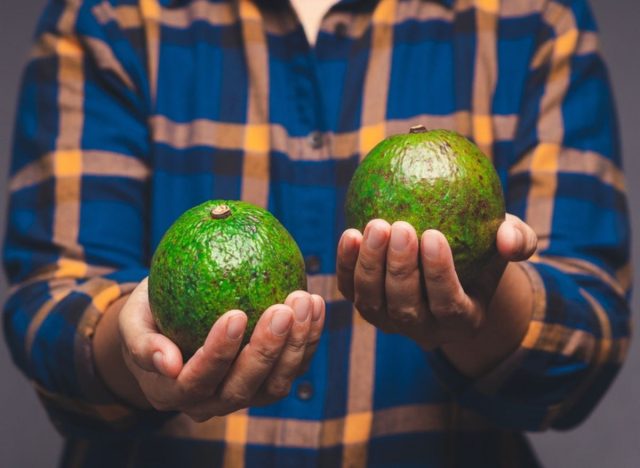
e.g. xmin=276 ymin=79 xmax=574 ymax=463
xmin=2 ymin=0 xmax=169 ymax=436
xmin=427 ymin=0 xmax=631 ymax=431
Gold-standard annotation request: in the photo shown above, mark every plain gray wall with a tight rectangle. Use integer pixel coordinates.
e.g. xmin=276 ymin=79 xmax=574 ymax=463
xmin=0 ymin=1 xmax=638 ymax=466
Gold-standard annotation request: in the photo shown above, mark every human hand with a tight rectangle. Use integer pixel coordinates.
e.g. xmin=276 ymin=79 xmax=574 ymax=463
xmin=118 ymin=278 xmax=325 ymax=421
xmin=336 ymin=214 xmax=537 ymax=350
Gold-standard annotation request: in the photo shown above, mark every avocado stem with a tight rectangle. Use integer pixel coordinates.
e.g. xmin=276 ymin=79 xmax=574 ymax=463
xmin=211 ymin=205 xmax=231 ymax=219
xmin=409 ymin=124 xmax=428 ymax=134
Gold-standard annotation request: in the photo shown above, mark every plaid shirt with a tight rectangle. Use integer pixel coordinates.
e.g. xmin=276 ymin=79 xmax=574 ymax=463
xmin=3 ymin=0 xmax=631 ymax=466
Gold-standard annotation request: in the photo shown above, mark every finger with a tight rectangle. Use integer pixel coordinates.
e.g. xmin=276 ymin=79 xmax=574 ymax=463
xmin=385 ymin=222 xmax=426 ymax=326
xmin=298 ymin=294 xmax=326 ymax=376
xmin=215 ymin=305 xmax=293 ymax=413
xmin=119 ymin=278 xmax=183 ymax=378
xmin=354 ymin=219 xmax=390 ymax=326
xmin=421 ymin=230 xmax=483 ymax=333
xmin=259 ymin=293 xmax=313 ymax=401
xmin=177 ymin=310 xmax=247 ymax=398
xmin=497 ymin=214 xmax=538 ymax=261
xmin=336 ymin=229 xmax=363 ymax=302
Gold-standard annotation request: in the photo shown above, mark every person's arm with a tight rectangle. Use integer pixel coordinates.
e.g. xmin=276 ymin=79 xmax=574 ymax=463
xmin=93 ymin=295 xmax=148 ymax=408
xmin=3 ymin=0 xmax=325 ymax=436
xmin=435 ymin=0 xmax=631 ymax=430
xmin=3 ymin=0 xmax=156 ymax=436
xmin=336 ymin=0 xmax=630 ymax=431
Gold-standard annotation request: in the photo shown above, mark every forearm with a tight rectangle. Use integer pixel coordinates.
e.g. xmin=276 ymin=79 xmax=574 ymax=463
xmin=428 ymin=259 xmax=629 ymax=430
xmin=440 ymin=262 xmax=533 ymax=378
xmin=94 ymin=294 xmax=151 ymax=409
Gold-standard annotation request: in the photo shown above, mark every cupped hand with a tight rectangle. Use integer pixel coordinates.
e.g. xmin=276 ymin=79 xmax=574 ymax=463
xmin=336 ymin=214 xmax=537 ymax=349
xmin=118 ymin=278 xmax=325 ymax=421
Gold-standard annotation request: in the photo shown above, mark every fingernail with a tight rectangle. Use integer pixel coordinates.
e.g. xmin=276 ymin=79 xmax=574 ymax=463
xmin=271 ymin=308 xmax=293 ymax=336
xmin=423 ymin=231 xmax=440 ymax=261
xmin=226 ymin=314 xmax=245 ymax=340
xmin=293 ymin=296 xmax=310 ymax=322
xmin=152 ymin=351 xmax=164 ymax=374
xmin=390 ymin=226 xmax=408 ymax=252
xmin=366 ymin=224 xmax=385 ymax=249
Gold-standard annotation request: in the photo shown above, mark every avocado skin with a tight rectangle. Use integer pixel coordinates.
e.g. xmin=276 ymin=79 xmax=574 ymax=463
xmin=149 ymin=200 xmax=307 ymax=357
xmin=345 ymin=129 xmax=505 ymax=285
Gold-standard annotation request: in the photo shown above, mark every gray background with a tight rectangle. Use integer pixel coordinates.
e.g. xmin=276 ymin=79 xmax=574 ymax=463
xmin=0 ymin=0 xmax=638 ymax=466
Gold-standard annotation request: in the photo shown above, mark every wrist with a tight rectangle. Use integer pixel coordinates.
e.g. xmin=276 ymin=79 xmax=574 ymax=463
xmin=94 ymin=294 xmax=151 ymax=409
xmin=439 ymin=262 xmax=534 ymax=378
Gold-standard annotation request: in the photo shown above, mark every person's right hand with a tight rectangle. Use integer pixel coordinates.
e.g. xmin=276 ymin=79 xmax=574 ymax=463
xmin=118 ymin=278 xmax=325 ymax=422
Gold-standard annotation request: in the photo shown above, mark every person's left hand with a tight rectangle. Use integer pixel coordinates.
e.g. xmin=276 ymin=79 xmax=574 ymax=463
xmin=336 ymin=214 xmax=537 ymax=350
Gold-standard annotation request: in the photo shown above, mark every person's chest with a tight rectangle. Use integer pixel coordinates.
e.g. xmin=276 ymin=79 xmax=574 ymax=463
xmin=145 ymin=0 xmax=533 ymax=279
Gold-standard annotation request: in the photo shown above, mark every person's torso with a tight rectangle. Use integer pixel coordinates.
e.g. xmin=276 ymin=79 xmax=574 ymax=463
xmin=70 ymin=0 xmax=542 ymax=466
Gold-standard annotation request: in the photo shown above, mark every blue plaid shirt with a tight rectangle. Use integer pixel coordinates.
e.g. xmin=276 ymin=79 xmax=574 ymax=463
xmin=3 ymin=0 xmax=631 ymax=466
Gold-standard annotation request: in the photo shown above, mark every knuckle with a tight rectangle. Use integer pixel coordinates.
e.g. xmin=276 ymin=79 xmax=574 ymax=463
xmin=386 ymin=261 xmax=414 ymax=279
xmin=367 ymin=303 xmax=384 ymax=317
xmin=424 ymin=267 xmax=448 ymax=284
xmin=358 ymin=257 xmax=379 ymax=275
xmin=354 ymin=299 xmax=384 ymax=318
xmin=432 ymin=298 xmax=464 ymax=319
xmin=188 ymin=381 xmax=215 ymax=400
xmin=305 ymin=334 xmax=321 ymax=350
xmin=224 ymin=391 xmax=251 ymax=410
xmin=285 ymin=336 xmax=307 ymax=354
xmin=266 ymin=380 xmax=292 ymax=400
xmin=252 ymin=344 xmax=281 ymax=367
xmin=207 ymin=348 xmax=236 ymax=367
xmin=126 ymin=341 xmax=146 ymax=364
xmin=388 ymin=305 xmax=419 ymax=323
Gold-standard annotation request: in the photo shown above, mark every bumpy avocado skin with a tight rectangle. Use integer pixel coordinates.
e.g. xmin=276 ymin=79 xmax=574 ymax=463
xmin=345 ymin=129 xmax=505 ymax=285
xmin=148 ymin=200 xmax=307 ymax=357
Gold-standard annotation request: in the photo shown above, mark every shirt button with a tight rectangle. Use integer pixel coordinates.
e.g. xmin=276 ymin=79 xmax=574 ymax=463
xmin=304 ymin=255 xmax=322 ymax=274
xmin=334 ymin=22 xmax=348 ymax=38
xmin=309 ymin=131 xmax=324 ymax=149
xmin=296 ymin=381 xmax=314 ymax=401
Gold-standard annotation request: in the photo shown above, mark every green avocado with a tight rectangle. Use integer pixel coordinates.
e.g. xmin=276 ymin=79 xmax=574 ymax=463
xmin=148 ymin=200 xmax=307 ymax=357
xmin=345 ymin=126 xmax=505 ymax=285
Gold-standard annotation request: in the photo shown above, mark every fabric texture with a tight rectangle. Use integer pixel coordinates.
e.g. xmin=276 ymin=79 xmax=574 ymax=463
xmin=3 ymin=0 xmax=631 ymax=466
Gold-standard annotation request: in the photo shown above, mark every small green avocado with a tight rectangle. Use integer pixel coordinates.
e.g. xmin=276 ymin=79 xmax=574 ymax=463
xmin=148 ymin=200 xmax=307 ymax=357
xmin=345 ymin=125 xmax=505 ymax=285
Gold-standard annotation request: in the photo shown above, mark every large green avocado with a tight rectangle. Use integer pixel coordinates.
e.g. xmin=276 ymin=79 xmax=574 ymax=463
xmin=345 ymin=126 xmax=505 ymax=285
xmin=148 ymin=200 xmax=307 ymax=357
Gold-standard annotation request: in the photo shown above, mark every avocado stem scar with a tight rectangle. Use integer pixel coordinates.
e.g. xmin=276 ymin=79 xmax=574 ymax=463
xmin=211 ymin=205 xmax=232 ymax=219
xmin=409 ymin=125 xmax=428 ymax=134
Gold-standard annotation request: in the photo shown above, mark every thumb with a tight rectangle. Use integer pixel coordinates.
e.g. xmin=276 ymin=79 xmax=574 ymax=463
xmin=497 ymin=214 xmax=538 ymax=262
xmin=118 ymin=278 xmax=183 ymax=378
